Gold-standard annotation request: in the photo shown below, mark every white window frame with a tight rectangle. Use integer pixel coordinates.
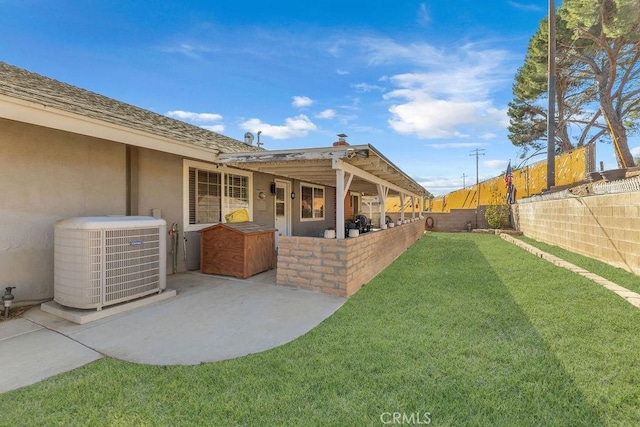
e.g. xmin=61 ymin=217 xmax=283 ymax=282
xmin=183 ymin=160 xmax=253 ymax=232
xmin=300 ymin=182 xmax=325 ymax=222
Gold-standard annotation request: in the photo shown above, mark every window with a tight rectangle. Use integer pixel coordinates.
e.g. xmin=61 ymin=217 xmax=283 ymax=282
xmin=189 ymin=168 xmax=221 ymax=224
xmin=301 ymin=183 xmax=324 ymax=220
xmin=184 ymin=160 xmax=252 ymax=230
xmin=224 ymin=173 xmax=250 ymax=214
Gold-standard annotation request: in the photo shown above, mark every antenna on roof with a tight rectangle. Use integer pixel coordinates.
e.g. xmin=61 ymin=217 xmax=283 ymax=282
xmin=243 ymin=132 xmax=254 ymax=145
xmin=257 ymin=130 xmax=263 ymax=148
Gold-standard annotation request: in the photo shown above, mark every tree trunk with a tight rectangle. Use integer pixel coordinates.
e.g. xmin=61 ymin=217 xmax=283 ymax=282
xmin=600 ymin=97 xmax=636 ymax=168
xmin=555 ymin=77 xmax=574 ymax=151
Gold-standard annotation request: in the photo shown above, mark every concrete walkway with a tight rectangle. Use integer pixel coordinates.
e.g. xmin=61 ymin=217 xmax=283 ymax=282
xmin=0 ymin=270 xmax=346 ymax=393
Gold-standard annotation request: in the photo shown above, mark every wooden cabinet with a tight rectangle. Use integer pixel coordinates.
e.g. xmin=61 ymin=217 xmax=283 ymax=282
xmin=200 ymin=222 xmax=277 ymax=279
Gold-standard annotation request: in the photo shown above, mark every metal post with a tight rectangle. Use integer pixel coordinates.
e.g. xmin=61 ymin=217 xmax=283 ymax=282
xmin=547 ymin=0 xmax=556 ymax=190
xmin=470 ymin=149 xmax=485 ymax=228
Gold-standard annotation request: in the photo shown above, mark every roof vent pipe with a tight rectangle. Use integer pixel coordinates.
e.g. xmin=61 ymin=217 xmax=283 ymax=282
xmin=244 ymin=132 xmax=254 ymax=145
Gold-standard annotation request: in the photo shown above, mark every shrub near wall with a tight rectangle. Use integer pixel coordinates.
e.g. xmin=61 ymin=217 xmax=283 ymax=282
xmin=277 ymin=219 xmax=425 ymax=296
xmin=514 ymin=192 xmax=640 ymax=275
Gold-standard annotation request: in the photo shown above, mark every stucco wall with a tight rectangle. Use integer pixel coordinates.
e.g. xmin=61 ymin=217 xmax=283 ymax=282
xmin=252 ymin=172 xmax=276 ymax=227
xmin=277 ymin=219 xmax=425 ymax=296
xmin=514 ymin=193 xmax=640 ymax=275
xmin=137 ymin=148 xmax=186 ymax=273
xmin=0 ymin=119 xmax=126 ymax=302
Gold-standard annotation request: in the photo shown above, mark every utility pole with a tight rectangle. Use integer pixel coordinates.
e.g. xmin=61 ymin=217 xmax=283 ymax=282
xmin=547 ymin=0 xmax=556 ymax=190
xmin=462 ymin=173 xmax=467 ymax=189
xmin=470 ymin=148 xmax=485 ymax=228
xmin=469 ymin=149 xmax=485 ymax=206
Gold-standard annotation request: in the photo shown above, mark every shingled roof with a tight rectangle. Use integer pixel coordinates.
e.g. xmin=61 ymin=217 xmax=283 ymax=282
xmin=0 ymin=62 xmax=263 ymax=154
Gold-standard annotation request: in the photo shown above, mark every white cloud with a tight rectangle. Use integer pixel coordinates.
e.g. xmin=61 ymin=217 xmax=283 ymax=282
xmin=417 ymin=3 xmax=431 ymax=26
xmin=160 ymin=44 xmax=216 ymax=60
xmin=316 ymin=109 xmax=336 ymax=119
xmin=240 ymin=114 xmax=317 ymax=140
xmin=508 ymin=1 xmax=544 ymax=12
xmin=480 ymin=132 xmax=497 ymax=140
xmin=631 ymin=146 xmax=640 ymax=157
xmin=352 ymin=82 xmax=385 ymax=93
xmin=166 ymin=110 xmax=223 ymax=122
xmin=360 ymin=38 xmax=442 ymax=66
xmin=418 ymin=177 xmax=468 ymax=196
xmin=201 ymin=124 xmax=225 ymax=133
xmin=336 ymin=69 xmax=350 ymax=75
xmin=386 ymin=92 xmax=490 ymax=138
xmin=484 ymin=160 xmax=509 ymax=169
xmin=292 ymin=96 xmax=314 ymax=108
xmin=380 ymin=43 xmax=512 ymax=139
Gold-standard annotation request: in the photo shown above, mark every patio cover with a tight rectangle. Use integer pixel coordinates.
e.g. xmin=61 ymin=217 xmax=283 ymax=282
xmin=215 ymin=144 xmax=428 ymax=238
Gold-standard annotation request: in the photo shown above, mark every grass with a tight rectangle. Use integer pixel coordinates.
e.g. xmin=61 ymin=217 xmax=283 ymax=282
xmin=517 ymin=235 xmax=640 ymax=294
xmin=2 ymin=233 xmax=640 ymax=426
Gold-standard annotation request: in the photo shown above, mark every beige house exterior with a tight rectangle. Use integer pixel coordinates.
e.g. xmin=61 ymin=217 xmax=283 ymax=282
xmin=0 ymin=62 xmax=428 ymax=303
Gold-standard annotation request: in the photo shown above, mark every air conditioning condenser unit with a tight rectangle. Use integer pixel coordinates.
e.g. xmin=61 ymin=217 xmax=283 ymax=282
xmin=54 ymin=216 xmax=167 ymax=310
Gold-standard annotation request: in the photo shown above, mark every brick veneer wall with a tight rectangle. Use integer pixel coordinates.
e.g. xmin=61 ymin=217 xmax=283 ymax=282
xmin=425 ymin=207 xmax=489 ymax=232
xmin=514 ymin=192 xmax=640 ymax=275
xmin=277 ymin=219 xmax=425 ymax=296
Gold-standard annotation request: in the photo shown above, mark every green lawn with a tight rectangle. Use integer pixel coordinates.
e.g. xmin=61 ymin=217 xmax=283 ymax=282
xmin=517 ymin=235 xmax=640 ymax=294
xmin=2 ymin=233 xmax=640 ymax=426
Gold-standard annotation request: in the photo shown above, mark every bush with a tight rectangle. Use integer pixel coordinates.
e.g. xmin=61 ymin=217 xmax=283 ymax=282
xmin=485 ymin=204 xmax=511 ymax=229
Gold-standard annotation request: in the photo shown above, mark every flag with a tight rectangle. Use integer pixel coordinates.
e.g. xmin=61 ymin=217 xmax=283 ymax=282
xmin=507 ymin=183 xmax=517 ymax=205
xmin=505 ymin=161 xmax=516 ymax=204
xmin=504 ymin=161 xmax=512 ymax=188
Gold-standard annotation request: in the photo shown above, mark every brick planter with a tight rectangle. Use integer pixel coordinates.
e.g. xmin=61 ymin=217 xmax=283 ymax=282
xmin=276 ymin=219 xmax=425 ymax=296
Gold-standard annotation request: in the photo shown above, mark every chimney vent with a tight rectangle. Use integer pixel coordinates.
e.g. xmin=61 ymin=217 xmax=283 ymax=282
xmin=333 ymin=133 xmax=349 ymax=147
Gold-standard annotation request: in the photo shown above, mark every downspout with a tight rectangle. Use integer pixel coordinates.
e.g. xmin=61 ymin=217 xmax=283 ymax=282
xmin=126 ymin=145 xmax=139 ymax=216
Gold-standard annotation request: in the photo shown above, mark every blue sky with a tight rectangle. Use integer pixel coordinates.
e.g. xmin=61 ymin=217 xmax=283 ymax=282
xmin=1 ymin=0 xmax=634 ymax=195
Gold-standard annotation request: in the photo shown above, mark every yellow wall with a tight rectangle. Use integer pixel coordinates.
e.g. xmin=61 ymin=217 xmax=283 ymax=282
xmin=384 ymin=195 xmax=423 ymax=213
xmin=429 ymin=146 xmax=592 ymax=212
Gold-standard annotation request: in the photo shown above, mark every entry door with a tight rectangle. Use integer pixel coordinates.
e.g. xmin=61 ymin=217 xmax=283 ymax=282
xmin=274 ymin=180 xmax=291 ymax=245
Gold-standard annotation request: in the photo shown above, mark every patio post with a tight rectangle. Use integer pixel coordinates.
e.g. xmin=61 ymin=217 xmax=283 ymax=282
xmin=412 ymin=196 xmax=416 ymax=219
xmin=400 ymin=193 xmax=405 ymax=223
xmin=377 ymin=184 xmax=389 ymax=228
xmin=336 ymin=168 xmax=345 ymax=239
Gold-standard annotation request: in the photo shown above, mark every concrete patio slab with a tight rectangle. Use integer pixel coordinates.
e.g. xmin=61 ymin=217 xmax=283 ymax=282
xmin=0 ymin=317 xmax=42 ymax=341
xmin=0 ymin=269 xmax=346 ymax=394
xmin=40 ymin=288 xmax=177 ymax=324
xmin=0 ymin=320 xmax=102 ymax=393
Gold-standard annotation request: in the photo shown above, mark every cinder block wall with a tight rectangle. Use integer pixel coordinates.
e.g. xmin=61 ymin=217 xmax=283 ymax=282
xmin=425 ymin=207 xmax=489 ymax=232
xmin=514 ymin=193 xmax=640 ymax=275
xmin=277 ymin=219 xmax=425 ymax=296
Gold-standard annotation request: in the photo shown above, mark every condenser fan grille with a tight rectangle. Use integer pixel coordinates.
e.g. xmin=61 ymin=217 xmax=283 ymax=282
xmin=104 ymin=228 xmax=162 ymax=304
